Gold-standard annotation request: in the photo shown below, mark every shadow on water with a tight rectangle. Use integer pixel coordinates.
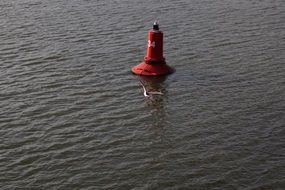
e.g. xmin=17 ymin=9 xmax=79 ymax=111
xmin=135 ymin=75 xmax=170 ymax=129
xmin=135 ymin=75 xmax=175 ymax=175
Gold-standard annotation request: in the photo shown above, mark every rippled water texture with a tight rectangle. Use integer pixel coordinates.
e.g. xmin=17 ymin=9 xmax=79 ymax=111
xmin=1 ymin=0 xmax=285 ymax=189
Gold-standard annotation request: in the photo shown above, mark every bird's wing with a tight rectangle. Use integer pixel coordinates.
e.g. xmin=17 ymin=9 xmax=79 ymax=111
xmin=148 ymin=91 xmax=163 ymax=95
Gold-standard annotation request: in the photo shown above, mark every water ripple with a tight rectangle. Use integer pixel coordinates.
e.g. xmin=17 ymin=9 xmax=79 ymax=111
xmin=1 ymin=0 xmax=284 ymax=189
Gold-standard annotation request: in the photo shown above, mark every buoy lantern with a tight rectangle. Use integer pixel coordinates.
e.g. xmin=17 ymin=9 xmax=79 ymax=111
xmin=132 ymin=22 xmax=174 ymax=76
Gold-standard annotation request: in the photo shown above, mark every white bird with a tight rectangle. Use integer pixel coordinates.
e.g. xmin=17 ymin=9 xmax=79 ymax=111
xmin=139 ymin=80 xmax=163 ymax=98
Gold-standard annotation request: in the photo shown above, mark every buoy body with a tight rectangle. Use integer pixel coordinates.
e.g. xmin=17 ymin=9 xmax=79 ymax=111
xmin=132 ymin=22 xmax=174 ymax=76
xmin=145 ymin=30 xmax=164 ymax=64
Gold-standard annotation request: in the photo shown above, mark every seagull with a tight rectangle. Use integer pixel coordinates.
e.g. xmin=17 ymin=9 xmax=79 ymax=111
xmin=139 ymin=80 xmax=163 ymax=98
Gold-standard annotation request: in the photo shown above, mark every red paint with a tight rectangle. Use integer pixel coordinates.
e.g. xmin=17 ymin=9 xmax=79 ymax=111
xmin=132 ymin=22 xmax=174 ymax=76
xmin=145 ymin=30 xmax=164 ymax=63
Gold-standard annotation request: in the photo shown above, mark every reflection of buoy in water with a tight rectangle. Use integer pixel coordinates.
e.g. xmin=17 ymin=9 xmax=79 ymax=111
xmin=132 ymin=22 xmax=175 ymax=76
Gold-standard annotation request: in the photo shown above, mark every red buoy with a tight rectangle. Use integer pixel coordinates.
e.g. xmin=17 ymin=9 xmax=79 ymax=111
xmin=132 ymin=22 xmax=174 ymax=76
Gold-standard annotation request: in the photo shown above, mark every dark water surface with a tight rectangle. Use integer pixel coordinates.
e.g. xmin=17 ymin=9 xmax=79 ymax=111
xmin=1 ymin=0 xmax=285 ymax=189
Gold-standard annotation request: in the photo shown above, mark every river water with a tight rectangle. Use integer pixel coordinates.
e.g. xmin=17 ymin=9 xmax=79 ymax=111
xmin=1 ymin=0 xmax=284 ymax=189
